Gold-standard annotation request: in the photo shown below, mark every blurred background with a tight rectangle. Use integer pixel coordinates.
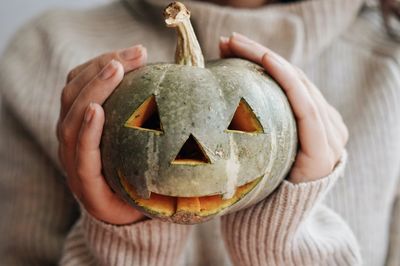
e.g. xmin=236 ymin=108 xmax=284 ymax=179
xmin=0 ymin=0 xmax=110 ymax=55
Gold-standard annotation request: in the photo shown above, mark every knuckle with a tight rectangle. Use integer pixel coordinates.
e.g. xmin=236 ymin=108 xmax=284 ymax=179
xmin=59 ymin=122 xmax=74 ymax=146
xmin=294 ymin=66 xmax=306 ymax=78
xmin=329 ymin=152 xmax=338 ymax=169
xmin=56 ymin=119 xmax=63 ymax=142
xmin=75 ymin=156 xmax=90 ymax=182
xmin=60 ymin=88 xmax=70 ymax=107
xmin=286 ymin=67 xmax=300 ymax=80
xmin=56 ymin=119 xmax=60 ymax=136
xmin=66 ymin=68 xmax=78 ymax=83
xmin=75 ymin=164 xmax=87 ymax=180
xmin=108 ymin=51 xmax=119 ymax=60
xmin=95 ymin=58 xmax=106 ymax=73
xmin=97 ymin=52 xmax=118 ymax=71
xmin=76 ymin=134 xmax=87 ymax=151
xmin=322 ymin=150 xmax=337 ymax=170
xmin=75 ymin=151 xmax=89 ymax=180
xmin=329 ymin=140 xmax=344 ymax=161
xmin=305 ymin=102 xmax=320 ymax=120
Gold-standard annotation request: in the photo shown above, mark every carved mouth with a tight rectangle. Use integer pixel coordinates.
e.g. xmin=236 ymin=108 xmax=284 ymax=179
xmin=118 ymin=171 xmax=261 ymax=219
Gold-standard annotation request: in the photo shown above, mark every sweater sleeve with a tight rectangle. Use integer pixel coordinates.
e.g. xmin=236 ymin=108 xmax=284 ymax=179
xmin=60 ymin=208 xmax=192 ymax=266
xmin=221 ymin=153 xmax=362 ymax=266
xmin=0 ymin=98 xmax=79 ymax=265
xmin=0 ymin=15 xmax=81 ymax=265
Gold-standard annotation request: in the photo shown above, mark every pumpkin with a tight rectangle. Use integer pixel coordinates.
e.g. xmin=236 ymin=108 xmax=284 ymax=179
xmin=101 ymin=1 xmax=297 ymax=224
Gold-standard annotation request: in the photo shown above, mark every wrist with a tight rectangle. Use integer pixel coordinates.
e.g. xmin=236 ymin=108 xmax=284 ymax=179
xmin=287 ymin=151 xmax=346 ymax=184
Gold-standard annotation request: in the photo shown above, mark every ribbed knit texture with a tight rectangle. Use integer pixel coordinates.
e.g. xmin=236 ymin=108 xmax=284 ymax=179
xmin=0 ymin=1 xmax=399 ymax=265
xmin=221 ymin=153 xmax=361 ymax=266
xmin=60 ymin=209 xmax=191 ymax=266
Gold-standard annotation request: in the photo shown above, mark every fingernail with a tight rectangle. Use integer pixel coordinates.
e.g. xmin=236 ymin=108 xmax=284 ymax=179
xmin=85 ymin=103 xmax=95 ymax=123
xmin=100 ymin=60 xmax=119 ymax=80
xmin=120 ymin=45 xmax=143 ymax=61
xmin=220 ymin=36 xmax=229 ymax=43
xmin=232 ymin=32 xmax=253 ymax=44
xmin=262 ymin=49 xmax=284 ymax=67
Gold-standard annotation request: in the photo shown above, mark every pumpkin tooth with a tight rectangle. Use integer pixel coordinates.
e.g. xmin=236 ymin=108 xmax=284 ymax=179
xmin=177 ymin=197 xmax=201 ymax=213
xmin=119 ymin=171 xmax=177 ymax=217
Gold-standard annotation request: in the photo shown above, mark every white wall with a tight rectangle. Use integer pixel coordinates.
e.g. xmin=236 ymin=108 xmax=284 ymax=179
xmin=0 ymin=0 xmax=110 ymax=55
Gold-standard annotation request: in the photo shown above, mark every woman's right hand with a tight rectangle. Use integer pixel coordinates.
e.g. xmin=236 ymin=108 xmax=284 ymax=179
xmin=220 ymin=33 xmax=349 ymax=184
xmin=57 ymin=45 xmax=148 ymax=225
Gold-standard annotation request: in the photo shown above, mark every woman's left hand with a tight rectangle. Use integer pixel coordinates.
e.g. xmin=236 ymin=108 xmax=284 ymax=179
xmin=219 ymin=33 xmax=349 ymax=183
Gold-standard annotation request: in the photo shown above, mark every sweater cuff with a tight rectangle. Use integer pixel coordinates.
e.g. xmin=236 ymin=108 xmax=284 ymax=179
xmin=80 ymin=208 xmax=191 ymax=266
xmin=221 ymin=152 xmax=354 ymax=265
xmin=223 ymin=150 xmax=347 ymax=223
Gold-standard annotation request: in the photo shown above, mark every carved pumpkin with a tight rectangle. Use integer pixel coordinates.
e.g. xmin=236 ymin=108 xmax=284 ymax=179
xmin=101 ymin=2 xmax=297 ymax=224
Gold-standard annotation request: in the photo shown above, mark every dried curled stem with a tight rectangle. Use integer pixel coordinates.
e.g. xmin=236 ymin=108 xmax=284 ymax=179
xmin=164 ymin=2 xmax=205 ymax=67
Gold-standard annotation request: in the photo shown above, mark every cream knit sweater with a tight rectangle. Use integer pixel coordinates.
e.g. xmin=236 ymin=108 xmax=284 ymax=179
xmin=0 ymin=0 xmax=399 ymax=265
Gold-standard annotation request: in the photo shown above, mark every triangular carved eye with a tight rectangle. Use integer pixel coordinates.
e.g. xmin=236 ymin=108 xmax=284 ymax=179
xmin=226 ymin=98 xmax=264 ymax=134
xmin=172 ymin=134 xmax=211 ymax=165
xmin=125 ymin=95 xmax=163 ymax=134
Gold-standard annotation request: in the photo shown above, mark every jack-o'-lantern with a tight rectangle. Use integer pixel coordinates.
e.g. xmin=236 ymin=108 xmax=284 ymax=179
xmin=101 ymin=1 xmax=297 ymax=224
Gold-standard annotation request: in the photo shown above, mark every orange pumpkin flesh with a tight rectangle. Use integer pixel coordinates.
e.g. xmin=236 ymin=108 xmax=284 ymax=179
xmin=118 ymin=169 xmax=261 ymax=223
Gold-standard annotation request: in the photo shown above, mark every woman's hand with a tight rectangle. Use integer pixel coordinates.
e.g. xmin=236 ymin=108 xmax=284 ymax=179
xmin=57 ymin=45 xmax=148 ymax=224
xmin=220 ymin=33 xmax=349 ymax=183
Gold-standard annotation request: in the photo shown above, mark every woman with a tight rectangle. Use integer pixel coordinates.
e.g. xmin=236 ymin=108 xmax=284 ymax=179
xmin=0 ymin=0 xmax=399 ymax=265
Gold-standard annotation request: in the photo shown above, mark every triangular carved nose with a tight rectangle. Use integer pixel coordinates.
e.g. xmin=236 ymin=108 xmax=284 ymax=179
xmin=171 ymin=134 xmax=211 ymax=165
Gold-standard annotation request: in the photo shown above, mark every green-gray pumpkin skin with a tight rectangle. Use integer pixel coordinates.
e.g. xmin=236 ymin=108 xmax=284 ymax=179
xmin=101 ymin=58 xmax=297 ymax=220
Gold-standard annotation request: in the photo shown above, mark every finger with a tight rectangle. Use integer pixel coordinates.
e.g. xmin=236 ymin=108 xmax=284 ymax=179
xmin=61 ymin=45 xmax=147 ymax=121
xmin=219 ymin=36 xmax=233 ymax=58
xmin=295 ymin=68 xmax=349 ymax=147
xmin=228 ymin=33 xmax=321 ymax=119
xmin=76 ymin=103 xmax=104 ymax=181
xmin=295 ymin=70 xmax=341 ymax=153
xmin=227 ymin=32 xmax=268 ymax=64
xmin=66 ymin=61 xmax=92 ymax=84
xmin=325 ymin=118 xmax=344 ymax=159
xmin=261 ymin=54 xmax=328 ymax=158
xmin=307 ymin=89 xmax=342 ymax=159
xmin=75 ymin=103 xmax=142 ymax=224
xmin=66 ymin=45 xmax=145 ymax=83
xmin=304 ymin=86 xmax=335 ymax=149
xmin=226 ymin=34 xmax=332 ymax=158
xmin=60 ymin=59 xmax=123 ymax=174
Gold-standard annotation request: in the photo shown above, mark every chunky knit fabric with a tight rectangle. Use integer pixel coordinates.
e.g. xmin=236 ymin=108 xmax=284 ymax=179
xmin=0 ymin=0 xmax=399 ymax=265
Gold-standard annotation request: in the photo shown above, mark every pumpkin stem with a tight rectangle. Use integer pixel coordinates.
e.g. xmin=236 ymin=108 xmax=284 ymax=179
xmin=164 ymin=2 xmax=205 ymax=68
